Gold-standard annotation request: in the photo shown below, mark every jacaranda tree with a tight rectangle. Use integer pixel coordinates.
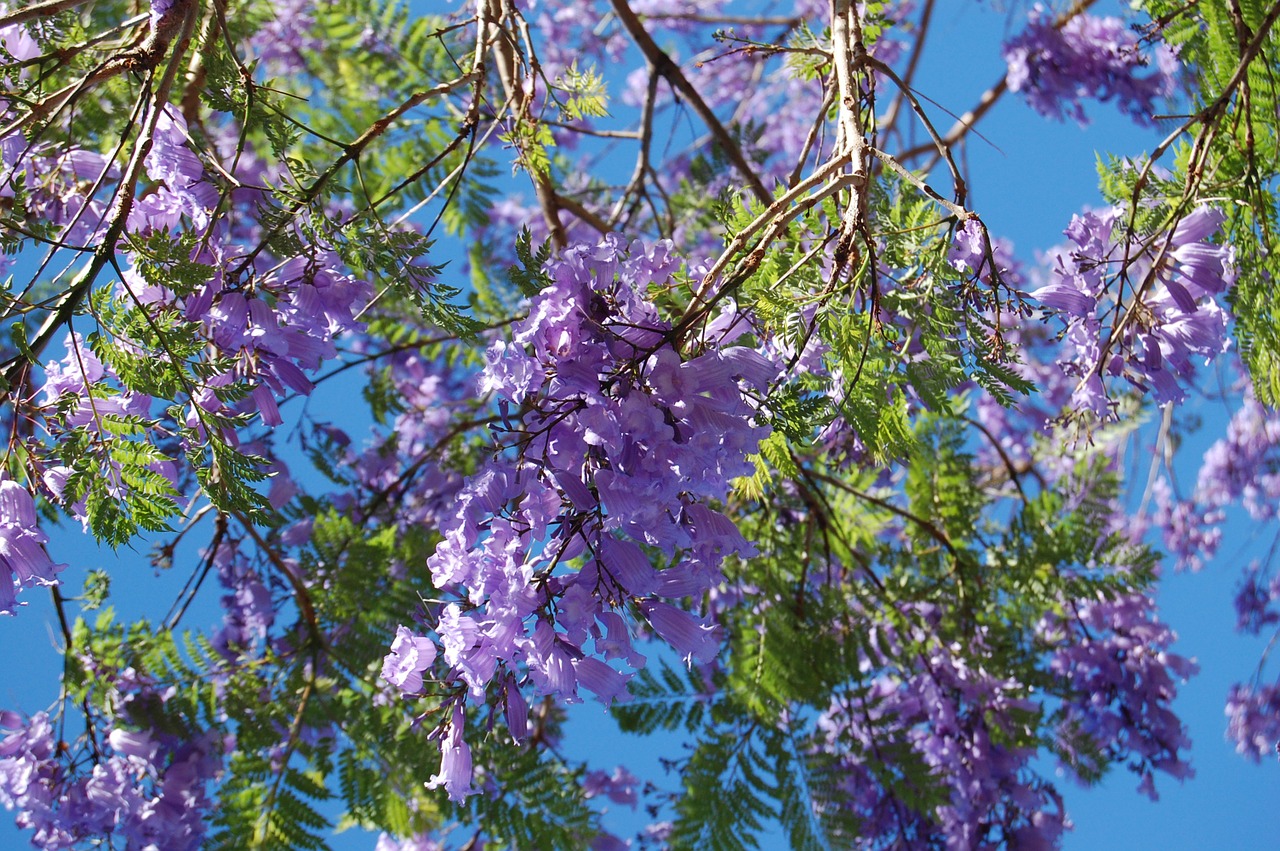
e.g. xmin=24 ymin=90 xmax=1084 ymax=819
xmin=0 ymin=0 xmax=1277 ymax=847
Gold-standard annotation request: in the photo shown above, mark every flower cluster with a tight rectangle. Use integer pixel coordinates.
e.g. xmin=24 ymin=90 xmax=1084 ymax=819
xmin=1153 ymin=386 xmax=1280 ymax=570
xmin=1030 ymin=205 xmax=1232 ymax=414
xmin=0 ymin=481 xmax=65 ymax=615
xmin=1225 ymin=682 xmax=1280 ymax=761
xmin=816 ymin=607 xmax=1071 ymax=848
xmin=0 ymin=713 xmax=224 ymax=850
xmin=195 ymin=249 xmax=373 ymax=428
xmin=808 ymin=582 xmax=1194 ymax=846
xmin=209 ymin=538 xmax=276 ymax=661
xmin=1042 ymin=593 xmax=1196 ymax=799
xmin=337 ymin=347 xmax=471 ymax=532
xmin=1004 ymin=6 xmax=1178 ymax=126
xmin=128 ymin=106 xmax=217 ymax=234
xmin=383 ymin=236 xmax=776 ymax=799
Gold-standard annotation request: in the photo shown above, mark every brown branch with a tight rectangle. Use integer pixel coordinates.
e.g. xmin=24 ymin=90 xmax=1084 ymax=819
xmin=230 ymin=70 xmax=480 ymax=276
xmin=1 ymin=0 xmax=197 ymax=138
xmin=608 ymin=0 xmax=772 ymax=204
xmin=554 ymin=193 xmax=612 ymax=236
xmin=698 ymin=153 xmax=853 ymax=290
xmin=0 ymin=0 xmax=93 ymax=29
xmin=482 ymin=0 xmax=570 ymax=248
xmin=608 ymin=60 xmax=659 ymax=229
xmin=897 ymin=0 xmax=1101 ymax=166
xmin=864 ymin=54 xmax=968 ymax=210
xmin=830 ymin=0 xmax=872 ymax=272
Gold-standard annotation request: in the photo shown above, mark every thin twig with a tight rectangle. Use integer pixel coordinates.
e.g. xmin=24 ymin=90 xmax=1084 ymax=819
xmin=609 ymin=0 xmax=772 ymax=204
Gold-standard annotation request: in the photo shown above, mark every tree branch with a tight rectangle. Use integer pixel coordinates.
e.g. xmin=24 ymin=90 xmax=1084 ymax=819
xmin=608 ymin=0 xmax=772 ymax=204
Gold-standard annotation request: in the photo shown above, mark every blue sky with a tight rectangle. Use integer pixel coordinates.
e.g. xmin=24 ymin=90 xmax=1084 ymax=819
xmin=2 ymin=2 xmax=1279 ymax=849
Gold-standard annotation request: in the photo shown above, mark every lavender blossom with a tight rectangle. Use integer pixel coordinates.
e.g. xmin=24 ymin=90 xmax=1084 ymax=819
xmin=1004 ymin=7 xmax=1178 ymax=126
xmin=425 ymin=708 xmax=474 ymax=803
xmin=0 ymin=481 xmax=65 ymax=615
xmin=381 ymin=626 xmax=439 ymax=695
xmin=1032 ymin=205 xmax=1232 ymax=412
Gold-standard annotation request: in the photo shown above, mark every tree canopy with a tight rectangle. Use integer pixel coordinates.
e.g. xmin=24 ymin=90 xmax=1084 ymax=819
xmin=0 ymin=0 xmax=1278 ymax=848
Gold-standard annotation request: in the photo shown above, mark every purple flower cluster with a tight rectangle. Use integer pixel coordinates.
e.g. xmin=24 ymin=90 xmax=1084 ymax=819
xmin=0 ymin=481 xmax=65 ymax=615
xmin=383 ymin=236 xmax=776 ymax=800
xmin=337 ymin=349 xmax=470 ymax=532
xmin=209 ymin=538 xmax=276 ymax=660
xmin=34 ymin=105 xmax=373 ymax=451
xmin=1153 ymin=387 xmax=1280 ymax=570
xmin=1233 ymin=563 xmax=1280 ymax=636
xmin=425 ymin=706 xmax=474 ymax=803
xmin=247 ymin=0 xmax=322 ymax=76
xmin=1030 ymin=205 xmax=1232 ymax=414
xmin=1042 ymin=593 xmax=1196 ymax=799
xmin=0 ymin=712 xmax=224 ymax=850
xmin=193 ymin=249 xmax=373 ymax=428
xmin=816 ymin=607 xmax=1071 ymax=848
xmin=41 ymin=334 xmax=155 ymax=432
xmin=0 ymin=138 xmax=115 ymax=250
xmin=128 ymin=107 xmax=217 ymax=233
xmin=582 ymin=765 xmax=639 ymax=809
xmin=1225 ymin=682 xmax=1280 ymax=761
xmin=1004 ymin=7 xmax=1178 ymax=126
xmin=808 ymin=583 xmax=1193 ymax=844
xmin=39 ymin=332 xmax=183 ymax=528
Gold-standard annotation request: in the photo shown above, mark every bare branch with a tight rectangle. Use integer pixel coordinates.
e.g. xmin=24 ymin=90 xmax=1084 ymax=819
xmin=608 ymin=0 xmax=772 ymax=204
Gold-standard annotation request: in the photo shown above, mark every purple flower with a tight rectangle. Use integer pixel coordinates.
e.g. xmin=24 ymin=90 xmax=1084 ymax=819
xmin=582 ymin=766 xmax=639 ymax=808
xmin=640 ymin=600 xmax=720 ymax=664
xmin=426 ymin=708 xmax=474 ymax=803
xmin=0 ymin=480 xmax=65 ymax=615
xmin=381 ymin=626 xmax=438 ymax=695
xmin=1029 ymin=278 xmax=1097 ymax=318
xmin=107 ymin=729 xmax=158 ymax=765
xmin=1004 ymin=7 xmax=1177 ymax=126
xmin=572 ymin=657 xmax=631 ymax=706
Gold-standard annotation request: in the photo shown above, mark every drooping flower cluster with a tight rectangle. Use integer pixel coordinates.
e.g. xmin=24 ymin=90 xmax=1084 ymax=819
xmin=1233 ymin=563 xmax=1280 ymax=636
xmin=0 ymin=481 xmax=65 ymax=615
xmin=33 ymin=112 xmax=374 ymax=464
xmin=816 ymin=607 xmax=1072 ymax=848
xmin=1029 ymin=205 xmax=1233 ymax=414
xmin=1225 ymin=682 xmax=1280 ymax=761
xmin=336 ymin=347 xmax=471 ymax=533
xmin=128 ymin=106 xmax=217 ymax=234
xmin=1004 ymin=6 xmax=1178 ymax=126
xmin=383 ymin=236 xmax=776 ymax=799
xmin=194 ymin=249 xmax=374 ymax=428
xmin=209 ymin=538 xmax=276 ymax=661
xmin=0 ymin=142 xmax=117 ymax=251
xmin=806 ymin=577 xmax=1194 ymax=846
xmin=1042 ymin=593 xmax=1196 ymax=798
xmin=1154 ymin=386 xmax=1280 ymax=570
